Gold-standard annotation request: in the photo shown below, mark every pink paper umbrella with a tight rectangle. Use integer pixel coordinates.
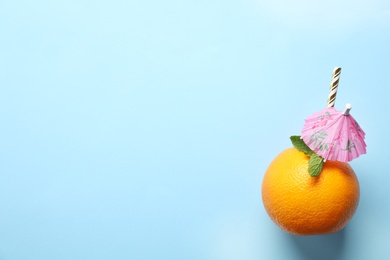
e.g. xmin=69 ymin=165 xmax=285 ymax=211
xmin=301 ymin=103 xmax=366 ymax=162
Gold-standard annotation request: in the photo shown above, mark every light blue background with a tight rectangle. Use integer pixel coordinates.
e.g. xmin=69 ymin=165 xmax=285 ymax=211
xmin=0 ymin=1 xmax=389 ymax=259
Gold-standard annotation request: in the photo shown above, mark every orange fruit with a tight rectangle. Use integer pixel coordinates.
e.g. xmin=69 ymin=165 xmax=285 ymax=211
xmin=262 ymin=147 xmax=360 ymax=235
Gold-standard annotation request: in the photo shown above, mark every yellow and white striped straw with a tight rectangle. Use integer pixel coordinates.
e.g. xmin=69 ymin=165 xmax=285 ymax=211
xmin=327 ymin=67 xmax=342 ymax=107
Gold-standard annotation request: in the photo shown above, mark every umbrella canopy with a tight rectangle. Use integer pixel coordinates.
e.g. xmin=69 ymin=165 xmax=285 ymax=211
xmin=301 ymin=104 xmax=366 ymax=162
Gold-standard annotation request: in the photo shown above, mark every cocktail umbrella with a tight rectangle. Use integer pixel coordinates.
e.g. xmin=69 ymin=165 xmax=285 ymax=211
xmin=301 ymin=67 xmax=366 ymax=162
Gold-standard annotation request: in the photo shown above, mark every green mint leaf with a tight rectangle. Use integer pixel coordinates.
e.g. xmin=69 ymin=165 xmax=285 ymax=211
xmin=308 ymin=154 xmax=324 ymax=177
xmin=290 ymin=136 xmax=313 ymax=156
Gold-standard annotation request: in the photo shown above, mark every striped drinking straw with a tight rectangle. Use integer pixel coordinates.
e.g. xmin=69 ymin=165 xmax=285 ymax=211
xmin=327 ymin=67 xmax=342 ymax=107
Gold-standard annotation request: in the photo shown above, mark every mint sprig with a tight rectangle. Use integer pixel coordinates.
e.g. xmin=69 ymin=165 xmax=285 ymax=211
xmin=290 ymin=136 xmax=324 ymax=177
xmin=290 ymin=136 xmax=313 ymax=156
xmin=308 ymin=154 xmax=324 ymax=177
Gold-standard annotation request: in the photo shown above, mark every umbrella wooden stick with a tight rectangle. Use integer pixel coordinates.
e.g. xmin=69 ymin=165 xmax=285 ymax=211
xmin=327 ymin=67 xmax=342 ymax=107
